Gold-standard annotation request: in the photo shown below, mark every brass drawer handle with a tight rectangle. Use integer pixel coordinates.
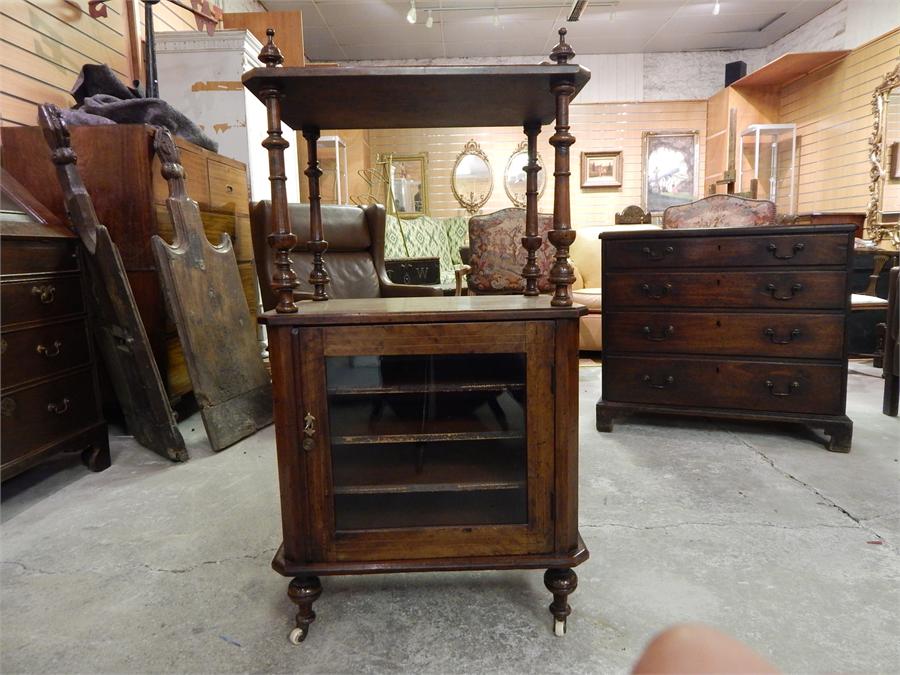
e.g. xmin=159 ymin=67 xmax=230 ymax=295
xmin=36 ymin=340 xmax=63 ymax=358
xmin=640 ymin=282 xmax=672 ymax=300
xmin=31 ymin=284 xmax=56 ymax=304
xmin=766 ymin=282 xmax=802 ymax=300
xmin=225 ymin=184 xmax=234 ymax=193
xmin=765 ymin=380 xmax=800 ymax=397
xmin=642 ymin=374 xmax=674 ymax=389
xmin=767 ymin=242 xmax=805 ymax=260
xmin=1 ymin=396 xmax=16 ymax=417
xmin=302 ymin=412 xmax=316 ymax=451
xmin=641 ymin=245 xmax=674 ymax=261
xmin=1 ymin=338 xmax=6 ymax=355
xmin=764 ymin=328 xmax=801 ymax=344
xmin=47 ymin=397 xmax=70 ymax=415
xmin=642 ymin=325 xmax=675 ymax=341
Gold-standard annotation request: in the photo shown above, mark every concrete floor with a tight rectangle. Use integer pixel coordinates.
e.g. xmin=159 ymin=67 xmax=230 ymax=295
xmin=1 ymin=364 xmax=898 ymax=674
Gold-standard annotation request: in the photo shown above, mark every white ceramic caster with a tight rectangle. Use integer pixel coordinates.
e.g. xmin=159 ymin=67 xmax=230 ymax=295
xmin=288 ymin=627 xmax=306 ymax=645
xmin=554 ymin=618 xmax=566 ymax=637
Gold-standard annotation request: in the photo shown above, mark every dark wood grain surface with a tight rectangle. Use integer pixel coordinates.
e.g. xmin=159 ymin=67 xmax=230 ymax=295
xmin=242 ymin=64 xmax=591 ymax=129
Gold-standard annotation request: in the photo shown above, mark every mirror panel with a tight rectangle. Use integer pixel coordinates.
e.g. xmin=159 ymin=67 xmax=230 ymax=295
xmin=382 ymin=154 xmax=428 ymax=217
xmin=503 ymin=141 xmax=545 ymax=208
xmin=867 ymin=61 xmax=899 ymax=247
xmin=451 ymin=140 xmax=493 ymax=215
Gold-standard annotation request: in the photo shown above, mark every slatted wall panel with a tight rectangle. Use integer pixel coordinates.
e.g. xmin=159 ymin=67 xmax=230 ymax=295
xmin=778 ymin=28 xmax=900 ymax=214
xmin=367 ymin=100 xmax=707 ymax=227
xmin=0 ymin=0 xmax=131 ymax=126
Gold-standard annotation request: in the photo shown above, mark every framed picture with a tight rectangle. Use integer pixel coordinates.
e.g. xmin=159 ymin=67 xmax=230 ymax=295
xmin=642 ymin=131 xmax=700 ymax=213
xmin=379 ymin=153 xmax=428 ymax=218
xmin=581 ymin=151 xmax=622 ymax=188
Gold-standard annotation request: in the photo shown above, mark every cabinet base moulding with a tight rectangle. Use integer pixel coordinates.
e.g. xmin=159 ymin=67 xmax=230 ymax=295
xmin=596 ymin=401 xmax=853 ymax=453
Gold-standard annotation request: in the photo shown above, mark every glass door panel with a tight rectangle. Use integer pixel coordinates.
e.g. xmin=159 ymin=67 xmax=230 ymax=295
xmin=325 ymin=353 xmax=527 ymax=531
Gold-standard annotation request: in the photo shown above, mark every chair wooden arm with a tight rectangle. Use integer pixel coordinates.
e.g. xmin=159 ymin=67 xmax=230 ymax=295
xmin=454 ymin=265 xmax=472 ymax=297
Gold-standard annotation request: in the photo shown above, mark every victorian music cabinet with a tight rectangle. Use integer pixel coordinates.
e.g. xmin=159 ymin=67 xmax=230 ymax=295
xmin=243 ymin=29 xmax=591 ymax=642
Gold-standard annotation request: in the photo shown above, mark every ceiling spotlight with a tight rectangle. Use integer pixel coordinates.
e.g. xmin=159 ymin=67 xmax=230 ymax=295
xmin=713 ymin=0 xmax=720 ymax=15
xmin=426 ymin=9 xmax=433 ymax=27
xmin=407 ymin=0 xmax=417 ymax=24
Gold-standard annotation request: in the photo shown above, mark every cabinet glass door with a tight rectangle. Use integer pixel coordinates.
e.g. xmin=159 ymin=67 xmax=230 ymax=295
xmin=300 ymin=321 xmax=554 ymax=561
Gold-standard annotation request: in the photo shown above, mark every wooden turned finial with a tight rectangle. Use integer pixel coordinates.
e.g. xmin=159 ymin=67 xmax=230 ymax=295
xmin=549 ymin=27 xmax=575 ymax=64
xmin=259 ymin=28 xmax=284 ymax=67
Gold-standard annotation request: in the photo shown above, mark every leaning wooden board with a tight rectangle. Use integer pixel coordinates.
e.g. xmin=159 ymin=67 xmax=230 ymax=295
xmin=38 ymin=104 xmax=188 ymax=463
xmin=151 ymin=129 xmax=272 ymax=451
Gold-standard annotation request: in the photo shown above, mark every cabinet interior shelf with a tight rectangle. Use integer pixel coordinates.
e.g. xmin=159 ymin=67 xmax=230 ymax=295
xmin=333 ymin=480 xmax=525 ymax=496
xmin=327 ymin=381 xmax=525 ymax=396
xmin=332 ymin=430 xmax=525 ymax=445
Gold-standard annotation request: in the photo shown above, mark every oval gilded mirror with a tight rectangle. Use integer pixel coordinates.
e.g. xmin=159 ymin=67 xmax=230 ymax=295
xmin=451 ymin=140 xmax=493 ymax=214
xmin=504 ymin=140 xmax=546 ymax=207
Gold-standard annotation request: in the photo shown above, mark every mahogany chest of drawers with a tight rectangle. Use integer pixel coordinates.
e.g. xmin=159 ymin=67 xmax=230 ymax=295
xmin=1 ymin=186 xmax=109 ymax=480
xmin=596 ymin=224 xmax=855 ymax=452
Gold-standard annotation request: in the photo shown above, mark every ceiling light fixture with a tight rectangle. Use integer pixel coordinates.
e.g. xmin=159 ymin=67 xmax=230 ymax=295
xmin=407 ymin=0 xmax=417 ymax=23
xmin=713 ymin=0 xmax=720 ymax=15
xmin=426 ymin=9 xmax=434 ymax=27
xmin=567 ymin=0 xmax=588 ymax=21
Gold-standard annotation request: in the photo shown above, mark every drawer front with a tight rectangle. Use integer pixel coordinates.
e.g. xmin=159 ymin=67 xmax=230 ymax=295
xmin=604 ymin=232 xmax=850 ymax=269
xmin=0 ymin=275 xmax=85 ymax=326
xmin=0 ymin=238 xmax=78 ymax=276
xmin=603 ymin=271 xmax=847 ymax=310
xmin=0 ymin=369 xmax=101 ymax=464
xmin=208 ymin=160 xmax=249 ymax=216
xmin=603 ymin=311 xmax=845 ymax=359
xmin=1 ymin=319 xmax=92 ymax=389
xmin=152 ymin=144 xmax=209 ymax=206
xmin=603 ymin=356 xmax=844 ymax=416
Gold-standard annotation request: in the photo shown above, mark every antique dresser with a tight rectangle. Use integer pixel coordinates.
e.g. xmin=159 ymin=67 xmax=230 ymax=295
xmin=244 ymin=28 xmax=591 ymax=643
xmin=597 ymin=224 xmax=855 ymax=452
xmin=1 ymin=125 xmax=258 ymax=401
xmin=1 ymin=174 xmax=108 ymax=480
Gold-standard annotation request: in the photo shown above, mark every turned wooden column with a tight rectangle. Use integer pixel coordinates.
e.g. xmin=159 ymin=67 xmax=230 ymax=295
xmin=521 ymin=122 xmax=542 ymax=296
xmin=303 ymin=128 xmax=330 ymax=301
xmin=547 ymin=28 xmax=577 ymax=307
xmin=258 ymin=29 xmax=298 ymax=313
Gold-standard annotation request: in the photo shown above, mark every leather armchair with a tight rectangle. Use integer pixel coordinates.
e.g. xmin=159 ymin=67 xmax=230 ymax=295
xmin=251 ymin=201 xmax=442 ymax=310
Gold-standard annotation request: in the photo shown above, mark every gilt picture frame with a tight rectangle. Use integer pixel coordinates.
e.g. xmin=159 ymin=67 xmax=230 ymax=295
xmin=642 ymin=130 xmax=700 ymax=213
xmin=581 ymin=150 xmax=623 ymax=188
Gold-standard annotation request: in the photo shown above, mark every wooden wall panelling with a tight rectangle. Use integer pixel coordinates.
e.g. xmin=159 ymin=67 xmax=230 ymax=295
xmin=778 ymin=29 xmax=900 ymax=217
xmin=0 ymin=0 xmax=130 ymax=126
xmin=366 ymin=100 xmax=708 ymax=228
xmin=223 ymin=11 xmax=304 ymax=67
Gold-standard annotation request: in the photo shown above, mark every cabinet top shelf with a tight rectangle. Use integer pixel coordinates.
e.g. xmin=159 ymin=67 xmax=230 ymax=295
xmin=242 ymin=64 xmax=590 ymax=130
xmin=259 ymin=295 xmax=588 ymax=326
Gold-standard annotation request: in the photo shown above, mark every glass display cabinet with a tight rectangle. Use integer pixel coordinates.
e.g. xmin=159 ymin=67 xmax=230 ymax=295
xmin=245 ymin=27 xmax=590 ymax=646
xmin=738 ymin=123 xmax=797 ymax=212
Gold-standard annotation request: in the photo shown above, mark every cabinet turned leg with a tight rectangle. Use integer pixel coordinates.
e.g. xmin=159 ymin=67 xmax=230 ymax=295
xmin=287 ymin=576 xmax=322 ymax=644
xmin=823 ymin=421 xmax=853 ymax=454
xmin=544 ymin=568 xmax=577 ymax=637
xmin=596 ymin=406 xmax=614 ymax=433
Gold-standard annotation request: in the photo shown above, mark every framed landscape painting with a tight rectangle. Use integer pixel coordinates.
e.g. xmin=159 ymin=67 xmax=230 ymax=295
xmin=642 ymin=131 xmax=699 ymax=212
xmin=581 ymin=151 xmax=623 ymax=188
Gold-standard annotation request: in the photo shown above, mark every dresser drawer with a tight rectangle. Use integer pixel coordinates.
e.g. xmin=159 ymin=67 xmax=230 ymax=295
xmin=1 ymin=319 xmax=92 ymax=390
xmin=604 ymin=232 xmax=850 ymax=270
xmin=603 ymin=311 xmax=845 ymax=359
xmin=603 ymin=271 xmax=847 ymax=310
xmin=208 ymin=159 xmax=249 ymax=216
xmin=0 ymin=238 xmax=79 ymax=276
xmin=0 ymin=369 xmax=101 ymax=465
xmin=603 ymin=356 xmax=844 ymax=416
xmin=0 ymin=275 xmax=85 ymax=326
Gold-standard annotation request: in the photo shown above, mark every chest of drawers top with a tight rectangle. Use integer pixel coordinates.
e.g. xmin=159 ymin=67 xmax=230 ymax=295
xmin=599 ymin=224 xmax=856 ymax=270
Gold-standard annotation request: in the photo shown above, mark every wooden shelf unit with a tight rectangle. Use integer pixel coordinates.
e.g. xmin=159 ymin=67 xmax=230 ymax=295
xmin=244 ymin=27 xmax=590 ymax=644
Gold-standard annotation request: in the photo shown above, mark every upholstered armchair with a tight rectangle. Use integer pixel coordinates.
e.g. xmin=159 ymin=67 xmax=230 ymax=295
xmin=250 ymin=201 xmax=442 ymax=310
